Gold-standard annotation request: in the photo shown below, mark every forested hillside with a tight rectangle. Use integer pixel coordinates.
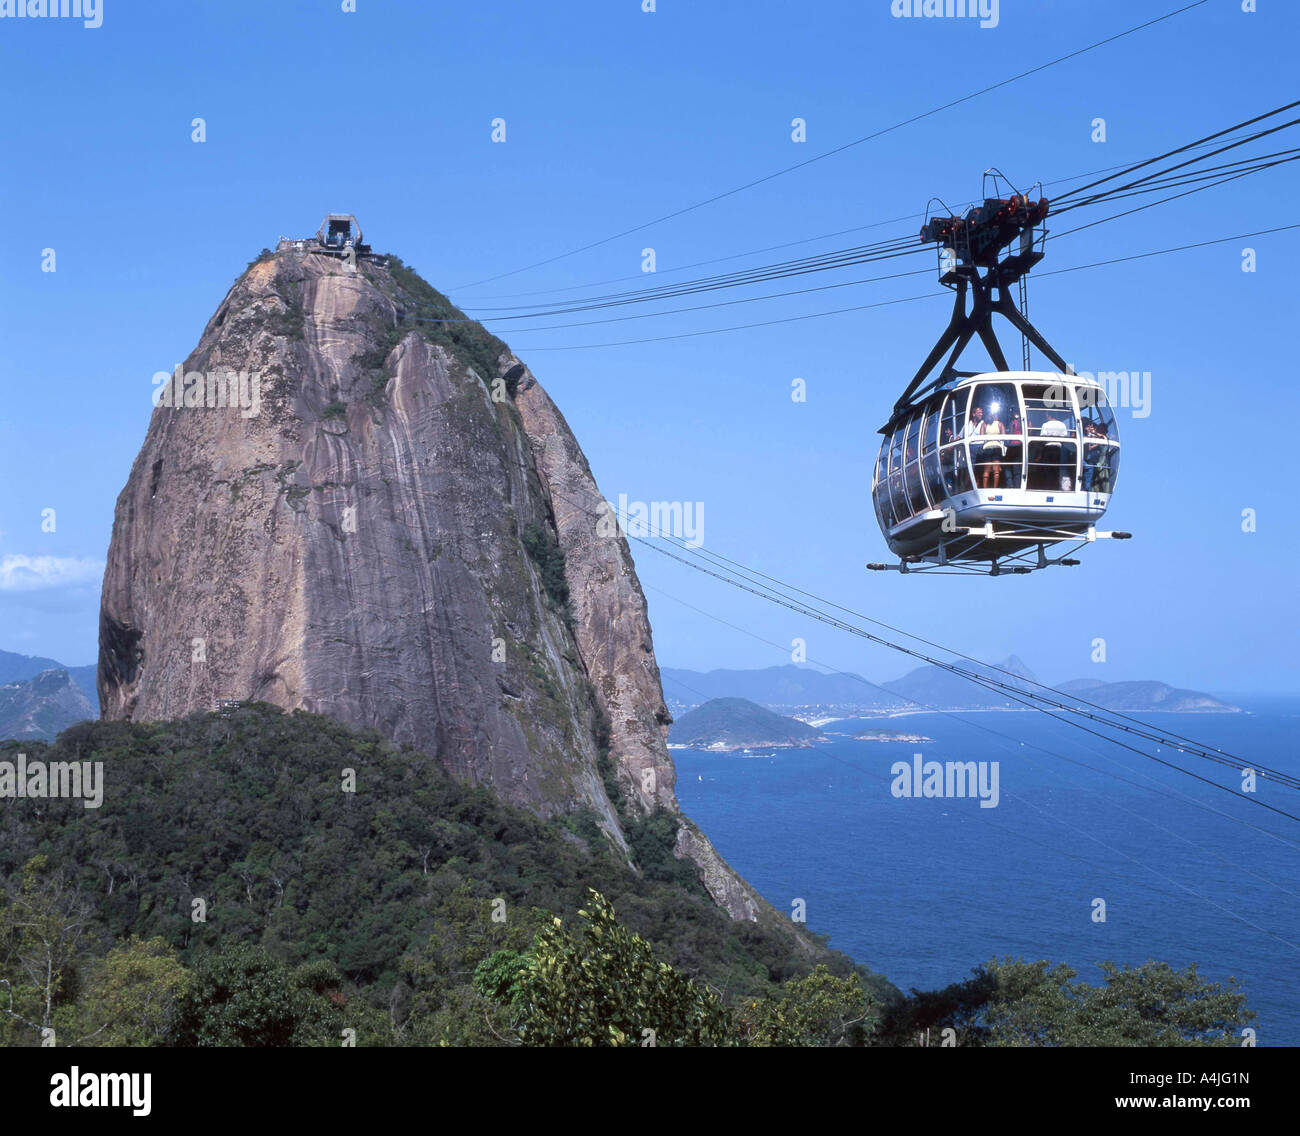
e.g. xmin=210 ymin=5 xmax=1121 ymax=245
xmin=0 ymin=704 xmax=885 ymax=1045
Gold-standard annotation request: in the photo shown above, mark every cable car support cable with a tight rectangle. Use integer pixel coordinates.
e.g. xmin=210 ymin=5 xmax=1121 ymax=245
xmin=453 ymin=0 xmax=1214 ymax=290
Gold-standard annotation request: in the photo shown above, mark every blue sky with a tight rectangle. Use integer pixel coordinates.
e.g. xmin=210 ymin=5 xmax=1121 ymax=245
xmin=1 ymin=0 xmax=1297 ymax=693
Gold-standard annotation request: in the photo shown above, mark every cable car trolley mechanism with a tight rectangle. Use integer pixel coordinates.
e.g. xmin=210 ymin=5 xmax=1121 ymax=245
xmin=869 ymin=171 xmax=1130 ymax=576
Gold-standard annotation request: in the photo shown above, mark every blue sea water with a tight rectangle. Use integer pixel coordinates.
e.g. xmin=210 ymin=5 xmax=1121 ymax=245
xmin=672 ymin=696 xmax=1300 ymax=1046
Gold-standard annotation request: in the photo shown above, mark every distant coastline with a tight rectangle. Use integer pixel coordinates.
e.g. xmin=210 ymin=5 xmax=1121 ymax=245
xmin=663 ymin=661 xmax=1244 ymax=720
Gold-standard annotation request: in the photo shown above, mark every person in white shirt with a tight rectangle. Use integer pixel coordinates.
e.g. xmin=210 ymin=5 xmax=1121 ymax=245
xmin=1039 ymin=413 xmax=1068 ymax=439
xmin=1038 ymin=412 xmax=1071 ymax=489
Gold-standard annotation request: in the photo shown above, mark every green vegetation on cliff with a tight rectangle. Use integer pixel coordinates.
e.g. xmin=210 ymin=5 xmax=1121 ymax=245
xmin=379 ymin=255 xmax=508 ymax=384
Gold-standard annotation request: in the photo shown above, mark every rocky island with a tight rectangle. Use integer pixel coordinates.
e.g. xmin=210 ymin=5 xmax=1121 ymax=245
xmin=669 ymin=697 xmax=827 ymax=751
xmin=851 ymin=727 xmax=934 ymax=743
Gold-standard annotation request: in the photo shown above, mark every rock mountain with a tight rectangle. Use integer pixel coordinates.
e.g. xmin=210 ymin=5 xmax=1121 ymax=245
xmin=98 ymin=241 xmax=759 ymax=920
xmin=0 ymin=669 xmax=95 ymax=742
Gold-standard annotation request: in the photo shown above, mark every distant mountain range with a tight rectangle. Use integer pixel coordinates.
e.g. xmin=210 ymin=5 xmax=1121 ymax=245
xmin=0 ymin=644 xmax=1244 ymax=747
xmin=1055 ymin=679 xmax=1238 ymax=714
xmin=661 ymin=660 xmax=1240 ymax=716
xmin=0 ymin=648 xmax=97 ymax=703
xmin=0 ymin=668 xmax=96 ymax=742
xmin=0 ymin=648 xmax=98 ymax=741
xmin=663 ymin=665 xmax=896 ymax=711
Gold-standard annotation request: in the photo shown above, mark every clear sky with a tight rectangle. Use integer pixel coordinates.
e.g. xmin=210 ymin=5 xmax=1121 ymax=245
xmin=1 ymin=0 xmax=1297 ymax=693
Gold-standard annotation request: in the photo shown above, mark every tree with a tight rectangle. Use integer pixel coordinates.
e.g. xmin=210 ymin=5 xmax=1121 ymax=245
xmin=287 ymin=957 xmax=389 ymax=1047
xmin=65 ymin=937 xmax=192 ymax=1047
xmin=396 ymin=884 xmax=543 ymax=1047
xmin=736 ymin=965 xmax=875 ymax=1046
xmin=880 ymin=956 xmax=1255 ymax=1047
xmin=1006 ymin=959 xmax=1253 ymax=1047
xmin=173 ymin=942 xmax=389 ymax=1047
xmin=477 ymin=890 xmax=733 ymax=1047
xmin=174 ymin=942 xmax=302 ymax=1047
xmin=0 ymin=856 xmax=96 ymax=1045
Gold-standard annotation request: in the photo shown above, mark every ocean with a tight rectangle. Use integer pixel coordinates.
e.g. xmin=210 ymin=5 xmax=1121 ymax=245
xmin=672 ymin=695 xmax=1300 ymax=1046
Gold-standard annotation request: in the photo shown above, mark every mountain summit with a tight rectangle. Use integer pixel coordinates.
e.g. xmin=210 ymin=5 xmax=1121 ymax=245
xmin=97 ymin=235 xmax=758 ymax=919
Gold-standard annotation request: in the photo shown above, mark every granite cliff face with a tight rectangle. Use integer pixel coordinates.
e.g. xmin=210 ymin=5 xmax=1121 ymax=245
xmin=98 ymin=244 xmax=759 ymax=920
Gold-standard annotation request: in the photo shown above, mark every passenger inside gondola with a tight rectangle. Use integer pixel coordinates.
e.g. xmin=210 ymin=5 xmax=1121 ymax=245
xmin=1039 ymin=410 xmax=1071 ymax=490
xmin=1082 ymin=421 xmax=1100 ymax=491
xmin=1003 ymin=409 xmax=1024 ymax=489
xmin=975 ymin=404 xmax=1006 ymax=488
xmin=1083 ymin=421 xmax=1112 ymax=492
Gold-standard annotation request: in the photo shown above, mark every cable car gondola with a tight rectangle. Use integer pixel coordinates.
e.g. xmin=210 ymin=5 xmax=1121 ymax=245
xmin=869 ymin=173 xmax=1130 ymax=576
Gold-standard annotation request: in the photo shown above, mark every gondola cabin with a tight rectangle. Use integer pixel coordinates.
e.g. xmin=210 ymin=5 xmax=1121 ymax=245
xmin=870 ymin=175 xmax=1130 ymax=574
xmin=870 ymin=371 xmax=1123 ymax=573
